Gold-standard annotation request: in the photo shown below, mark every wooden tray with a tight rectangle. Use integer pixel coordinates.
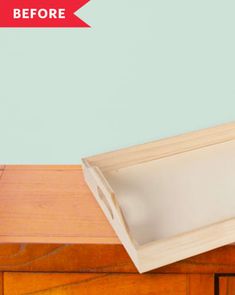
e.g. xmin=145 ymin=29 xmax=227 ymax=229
xmin=82 ymin=122 xmax=235 ymax=273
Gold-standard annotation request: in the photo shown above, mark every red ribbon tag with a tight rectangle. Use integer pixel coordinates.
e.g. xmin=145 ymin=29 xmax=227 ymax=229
xmin=0 ymin=0 xmax=90 ymax=27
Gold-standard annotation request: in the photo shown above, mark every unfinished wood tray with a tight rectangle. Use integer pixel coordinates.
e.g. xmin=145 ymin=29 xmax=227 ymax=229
xmin=82 ymin=122 xmax=235 ymax=273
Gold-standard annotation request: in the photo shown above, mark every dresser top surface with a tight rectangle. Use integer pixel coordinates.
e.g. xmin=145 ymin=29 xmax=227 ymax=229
xmin=0 ymin=165 xmax=119 ymax=244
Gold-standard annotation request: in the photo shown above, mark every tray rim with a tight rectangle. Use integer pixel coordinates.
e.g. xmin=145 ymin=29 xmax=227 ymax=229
xmin=82 ymin=121 xmax=235 ymax=273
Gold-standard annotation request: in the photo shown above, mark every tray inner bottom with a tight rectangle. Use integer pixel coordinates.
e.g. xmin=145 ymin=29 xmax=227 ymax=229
xmin=104 ymin=140 xmax=235 ymax=246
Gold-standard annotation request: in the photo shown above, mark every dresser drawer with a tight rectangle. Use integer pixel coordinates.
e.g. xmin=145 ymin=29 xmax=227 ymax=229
xmin=217 ymin=274 xmax=235 ymax=295
xmin=3 ymin=273 xmax=214 ymax=295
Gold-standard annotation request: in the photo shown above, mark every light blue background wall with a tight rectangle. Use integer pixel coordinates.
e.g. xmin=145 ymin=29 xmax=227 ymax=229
xmin=0 ymin=0 xmax=235 ymax=163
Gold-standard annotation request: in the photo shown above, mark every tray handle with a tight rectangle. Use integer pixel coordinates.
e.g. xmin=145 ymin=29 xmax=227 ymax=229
xmin=88 ymin=166 xmax=134 ymax=244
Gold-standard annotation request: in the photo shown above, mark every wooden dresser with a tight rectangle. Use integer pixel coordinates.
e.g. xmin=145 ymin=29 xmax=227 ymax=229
xmin=0 ymin=165 xmax=235 ymax=295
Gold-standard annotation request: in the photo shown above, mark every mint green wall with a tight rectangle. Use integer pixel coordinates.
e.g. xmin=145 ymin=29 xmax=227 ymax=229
xmin=0 ymin=0 xmax=235 ymax=163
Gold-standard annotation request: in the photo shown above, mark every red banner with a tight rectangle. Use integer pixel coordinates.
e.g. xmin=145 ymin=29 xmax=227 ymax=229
xmin=0 ymin=0 xmax=90 ymax=27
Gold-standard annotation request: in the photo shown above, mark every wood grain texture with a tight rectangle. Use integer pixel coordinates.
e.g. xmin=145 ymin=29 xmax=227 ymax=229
xmin=187 ymin=274 xmax=214 ymax=295
xmin=4 ymin=272 xmax=188 ymax=295
xmin=1 ymin=244 xmax=235 ymax=274
xmin=219 ymin=277 xmax=228 ymax=295
xmin=3 ymin=273 xmax=216 ymax=295
xmin=0 ymin=273 xmax=2 ymax=295
xmin=219 ymin=276 xmax=235 ymax=295
xmin=0 ymin=166 xmax=5 ymax=181
xmin=0 ymin=244 xmax=133 ymax=272
xmin=0 ymin=166 xmax=118 ymax=244
xmin=1 ymin=166 xmax=235 ymax=274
